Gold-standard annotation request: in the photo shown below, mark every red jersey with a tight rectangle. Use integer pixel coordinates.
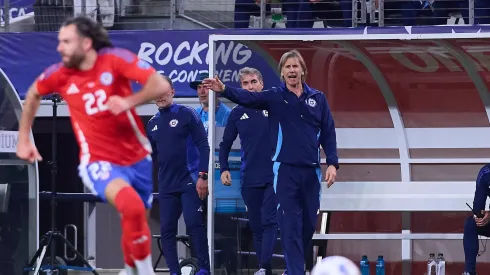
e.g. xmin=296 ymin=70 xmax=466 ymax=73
xmin=36 ymin=47 xmax=156 ymax=166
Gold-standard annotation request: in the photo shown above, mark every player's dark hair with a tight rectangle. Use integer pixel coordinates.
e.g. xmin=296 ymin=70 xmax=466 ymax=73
xmin=62 ymin=16 xmax=113 ymax=51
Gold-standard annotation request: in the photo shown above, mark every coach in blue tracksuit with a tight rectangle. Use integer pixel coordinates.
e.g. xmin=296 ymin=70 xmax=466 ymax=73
xmin=147 ymin=77 xmax=211 ymax=275
xmin=203 ymin=49 xmax=339 ymax=275
xmin=219 ymin=67 xmax=278 ymax=275
xmin=463 ymin=164 xmax=490 ymax=275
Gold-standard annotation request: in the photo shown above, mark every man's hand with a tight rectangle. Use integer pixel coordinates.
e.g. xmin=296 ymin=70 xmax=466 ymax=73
xmin=196 ymin=178 xmax=209 ymax=200
xmin=202 ymin=75 xmax=225 ymax=92
xmin=107 ymin=95 xmax=131 ymax=115
xmin=221 ymin=171 xmax=232 ymax=186
xmin=325 ymin=165 xmax=337 ymax=188
xmin=475 ymin=210 xmax=490 ymax=227
xmin=16 ymin=140 xmax=42 ymax=163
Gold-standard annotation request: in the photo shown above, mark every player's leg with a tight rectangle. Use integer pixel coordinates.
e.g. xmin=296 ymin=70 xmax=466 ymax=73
xmin=181 ymin=184 xmax=210 ymax=274
xmin=241 ymin=186 xmax=266 ymax=272
xmin=159 ymin=193 xmax=183 ymax=275
xmin=260 ymin=183 xmax=279 ymax=275
xmin=300 ymin=167 xmax=321 ymax=264
xmin=273 ymin=162 xmax=303 ymax=275
xmin=463 ymin=216 xmax=490 ymax=275
xmin=79 ymin=161 xmax=151 ymax=274
xmin=128 ymin=156 xmax=160 ymax=274
xmin=120 ymin=216 xmax=137 ymax=275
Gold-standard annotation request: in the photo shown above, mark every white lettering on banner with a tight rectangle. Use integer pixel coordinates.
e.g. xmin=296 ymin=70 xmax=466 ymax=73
xmin=366 ymin=43 xmax=490 ymax=73
xmin=159 ymin=69 xmax=240 ymax=84
xmin=0 ymin=7 xmax=29 ymax=22
xmin=0 ymin=131 xmax=18 ymax=153
xmin=137 ymin=40 xmax=252 ymax=85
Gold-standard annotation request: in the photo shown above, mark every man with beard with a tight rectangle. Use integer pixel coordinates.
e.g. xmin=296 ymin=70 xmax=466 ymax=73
xmin=147 ymin=76 xmax=211 ymax=275
xmin=190 ymin=73 xmax=231 ymax=132
xmin=16 ymin=16 xmax=173 ymax=275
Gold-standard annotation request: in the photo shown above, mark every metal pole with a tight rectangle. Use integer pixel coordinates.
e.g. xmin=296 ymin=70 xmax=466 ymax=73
xmin=351 ymin=0 xmax=356 ymax=27
xmin=260 ymin=0 xmax=266 ymax=28
xmin=3 ymin=0 xmax=10 ymax=32
xmin=207 ymin=36 xmax=216 ymax=275
xmin=170 ymin=0 xmax=176 ymax=29
xmin=81 ymin=0 xmax=86 ymax=16
xmin=378 ymin=0 xmax=384 ymax=27
xmin=469 ymin=0 xmax=475 ymax=25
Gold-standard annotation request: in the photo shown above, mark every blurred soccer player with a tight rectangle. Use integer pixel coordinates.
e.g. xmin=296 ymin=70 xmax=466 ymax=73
xmin=203 ymin=49 xmax=339 ymax=275
xmin=16 ymin=16 xmax=172 ymax=275
xmin=218 ymin=67 xmax=278 ymax=275
xmin=146 ymin=77 xmax=211 ymax=275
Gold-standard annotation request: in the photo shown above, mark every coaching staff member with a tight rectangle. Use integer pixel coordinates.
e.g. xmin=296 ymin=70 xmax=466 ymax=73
xmin=463 ymin=164 xmax=490 ymax=275
xmin=219 ymin=67 xmax=278 ymax=275
xmin=203 ymin=49 xmax=339 ymax=275
xmin=147 ymin=77 xmax=211 ymax=275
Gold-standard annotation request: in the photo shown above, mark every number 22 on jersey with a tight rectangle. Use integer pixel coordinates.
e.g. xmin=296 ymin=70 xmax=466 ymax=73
xmin=83 ymin=89 xmax=108 ymax=115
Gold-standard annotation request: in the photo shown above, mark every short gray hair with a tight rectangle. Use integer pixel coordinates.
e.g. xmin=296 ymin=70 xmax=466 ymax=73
xmin=238 ymin=67 xmax=263 ymax=83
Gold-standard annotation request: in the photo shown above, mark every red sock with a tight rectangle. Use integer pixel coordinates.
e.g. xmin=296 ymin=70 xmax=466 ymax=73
xmin=121 ymin=219 xmax=135 ymax=267
xmin=114 ymin=187 xmax=151 ymax=261
xmin=130 ymin=224 xmax=151 ymax=260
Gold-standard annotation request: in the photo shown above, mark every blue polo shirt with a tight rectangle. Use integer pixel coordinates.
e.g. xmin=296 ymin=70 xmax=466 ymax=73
xmin=195 ymin=101 xmax=231 ymax=132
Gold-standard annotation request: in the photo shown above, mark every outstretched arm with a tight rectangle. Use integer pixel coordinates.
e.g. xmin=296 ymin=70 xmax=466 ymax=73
xmin=203 ymin=75 xmax=273 ymax=110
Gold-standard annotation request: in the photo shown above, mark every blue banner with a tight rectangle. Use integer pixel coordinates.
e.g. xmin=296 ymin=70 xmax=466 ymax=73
xmin=0 ymin=30 xmax=280 ymax=99
xmin=0 ymin=0 xmax=34 ymax=23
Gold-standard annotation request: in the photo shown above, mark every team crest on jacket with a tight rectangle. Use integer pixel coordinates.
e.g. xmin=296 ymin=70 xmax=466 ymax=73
xmin=262 ymin=110 xmax=268 ymax=117
xmin=307 ymin=98 xmax=316 ymax=107
xmin=169 ymin=119 xmax=179 ymax=127
xmin=100 ymin=72 xmax=114 ymax=86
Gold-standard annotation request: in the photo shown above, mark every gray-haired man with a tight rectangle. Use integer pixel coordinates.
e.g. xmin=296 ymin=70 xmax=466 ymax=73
xmin=218 ymin=67 xmax=278 ymax=275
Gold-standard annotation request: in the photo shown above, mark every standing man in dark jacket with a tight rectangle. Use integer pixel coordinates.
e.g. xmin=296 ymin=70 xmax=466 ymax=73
xmin=203 ymin=49 xmax=338 ymax=275
xmin=463 ymin=164 xmax=490 ymax=275
xmin=147 ymin=77 xmax=211 ymax=275
xmin=219 ymin=67 xmax=278 ymax=275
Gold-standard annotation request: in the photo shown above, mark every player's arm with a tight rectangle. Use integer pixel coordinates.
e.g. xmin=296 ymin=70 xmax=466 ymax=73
xmin=18 ymin=66 xmax=59 ymax=162
xmin=19 ymin=66 xmax=58 ymax=144
xmin=319 ymin=94 xmax=339 ymax=170
xmin=111 ymin=49 xmax=172 ymax=109
xmin=188 ymin=108 xmax=210 ymax=174
xmin=18 ymin=83 xmax=43 ymax=145
xmin=219 ymin=110 xmax=239 ymax=174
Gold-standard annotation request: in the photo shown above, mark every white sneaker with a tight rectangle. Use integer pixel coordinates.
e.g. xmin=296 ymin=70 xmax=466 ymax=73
xmin=254 ymin=268 xmax=266 ymax=275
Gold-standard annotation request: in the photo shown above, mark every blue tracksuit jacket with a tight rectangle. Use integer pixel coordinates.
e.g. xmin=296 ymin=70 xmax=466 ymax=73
xmin=221 ymin=82 xmax=339 ymax=169
xmin=146 ymin=103 xmax=210 ymax=193
xmin=473 ymin=164 xmax=490 ymax=214
xmin=219 ymin=106 xmax=274 ymax=187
